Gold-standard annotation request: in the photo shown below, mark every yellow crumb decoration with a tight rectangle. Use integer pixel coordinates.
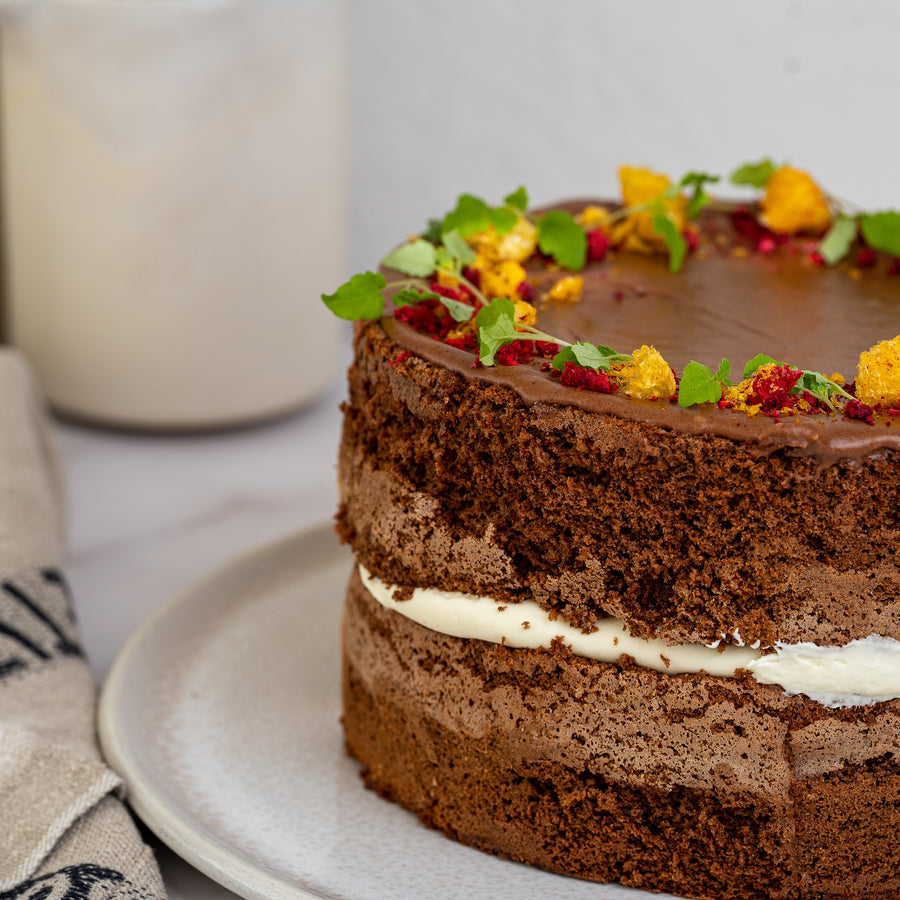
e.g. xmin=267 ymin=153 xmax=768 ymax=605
xmin=760 ymin=166 xmax=832 ymax=235
xmin=436 ymin=269 xmax=460 ymax=288
xmin=469 ymin=218 xmax=537 ymax=263
xmin=617 ymin=345 xmax=676 ymax=400
xmin=544 ymin=275 xmax=584 ymax=304
xmin=610 ymin=166 xmax=687 ymax=254
xmin=722 ymin=379 xmax=763 ymax=417
xmin=577 ymin=205 xmax=612 ymax=230
xmin=513 ymin=299 xmax=538 ymax=327
xmin=855 ymin=335 xmax=900 ymax=407
xmin=477 ymin=256 xmax=527 ymax=300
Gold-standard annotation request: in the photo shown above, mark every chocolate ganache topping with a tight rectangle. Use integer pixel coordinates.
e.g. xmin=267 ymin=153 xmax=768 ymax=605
xmin=382 ymin=203 xmax=900 ymax=465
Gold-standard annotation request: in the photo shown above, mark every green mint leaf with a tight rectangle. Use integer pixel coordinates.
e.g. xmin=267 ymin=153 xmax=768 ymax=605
xmin=677 ymin=360 xmax=725 ymax=407
xmin=504 ymin=186 xmax=529 ymax=212
xmin=438 ymin=296 xmax=475 ymax=322
xmin=652 ymin=213 xmax=688 ymax=273
xmin=442 ymin=193 xmax=492 ymax=238
xmin=537 ymin=210 xmax=587 ymax=271
xmin=743 ymin=354 xmax=782 ymax=379
xmin=441 ymin=229 xmax=477 ymax=267
xmin=321 ymin=271 xmax=387 ymax=320
xmin=730 ymin=159 xmax=776 ymax=189
xmin=393 ymin=288 xmax=440 ymax=308
xmin=475 ymin=296 xmax=517 ymax=330
xmin=491 ymin=206 xmax=518 ymax=235
xmin=550 ymin=342 xmax=630 ymax=372
xmin=382 ymin=239 xmax=437 ymax=278
xmin=860 ymin=211 xmax=900 ymax=258
xmin=819 ymin=215 xmax=858 ymax=265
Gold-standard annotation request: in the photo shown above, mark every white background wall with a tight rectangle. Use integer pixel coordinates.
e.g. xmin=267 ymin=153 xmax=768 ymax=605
xmin=346 ymin=0 xmax=900 ymax=274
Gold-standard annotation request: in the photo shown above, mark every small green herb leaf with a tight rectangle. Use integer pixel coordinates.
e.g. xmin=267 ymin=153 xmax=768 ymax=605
xmin=730 ymin=159 xmax=776 ymax=189
xmin=680 ymin=172 xmax=720 ymax=219
xmin=795 ymin=371 xmax=852 ymax=410
xmin=713 ymin=358 xmax=732 ymax=384
xmin=441 ymin=229 xmax=477 ymax=267
xmin=422 ymin=217 xmax=443 ymax=244
xmin=477 ymin=314 xmax=520 ymax=366
xmin=860 ymin=211 xmax=900 ymax=258
xmin=382 ymin=239 xmax=438 ymax=278
xmin=491 ymin=206 xmax=518 ymax=235
xmin=442 ymin=193 xmax=493 ymax=238
xmin=321 ymin=271 xmax=387 ymax=320
xmin=652 ymin=213 xmax=688 ymax=273
xmin=677 ymin=360 xmax=728 ymax=407
xmin=439 ymin=297 xmax=476 ymax=322
xmin=550 ymin=342 xmax=631 ymax=372
xmin=504 ymin=186 xmax=529 ymax=212
xmin=819 ymin=215 xmax=858 ymax=266
xmin=475 ymin=296 xmax=517 ymax=330
xmin=743 ymin=354 xmax=781 ymax=378
xmin=392 ymin=288 xmax=440 ymax=308
xmin=537 ymin=210 xmax=587 ymax=271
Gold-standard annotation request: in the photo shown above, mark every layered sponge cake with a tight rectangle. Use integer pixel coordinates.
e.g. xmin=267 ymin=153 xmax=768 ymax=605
xmin=328 ymin=165 xmax=900 ymax=899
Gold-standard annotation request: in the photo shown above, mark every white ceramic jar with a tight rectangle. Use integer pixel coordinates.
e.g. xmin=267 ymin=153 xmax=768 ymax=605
xmin=0 ymin=0 xmax=344 ymax=429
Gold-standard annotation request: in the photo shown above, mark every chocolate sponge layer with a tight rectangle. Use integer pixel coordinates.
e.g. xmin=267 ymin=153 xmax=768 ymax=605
xmin=337 ymin=321 xmax=900 ymax=648
xmin=342 ymin=569 xmax=900 ymax=899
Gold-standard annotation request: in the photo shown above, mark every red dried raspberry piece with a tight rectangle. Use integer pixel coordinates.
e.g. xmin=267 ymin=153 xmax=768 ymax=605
xmin=444 ymin=333 xmax=478 ymax=353
xmin=516 ymin=280 xmax=535 ymax=303
xmin=587 ymin=229 xmax=610 ymax=262
xmin=857 ymin=248 xmax=877 ymax=268
xmin=748 ymin=365 xmax=802 ymax=414
xmin=844 ymin=398 xmax=876 ymax=425
xmin=560 ymin=362 xmax=615 ymax=393
xmin=393 ymin=298 xmax=452 ymax=338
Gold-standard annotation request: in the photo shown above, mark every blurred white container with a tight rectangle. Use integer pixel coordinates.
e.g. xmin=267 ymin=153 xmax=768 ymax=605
xmin=0 ymin=0 xmax=344 ymax=429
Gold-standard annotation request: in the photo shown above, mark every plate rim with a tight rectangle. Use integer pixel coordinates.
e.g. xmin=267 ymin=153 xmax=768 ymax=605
xmin=98 ymin=521 xmax=342 ymax=900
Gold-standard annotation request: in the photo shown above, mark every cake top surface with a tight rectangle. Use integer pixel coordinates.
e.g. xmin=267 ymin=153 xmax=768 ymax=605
xmin=324 ymin=162 xmax=900 ymax=459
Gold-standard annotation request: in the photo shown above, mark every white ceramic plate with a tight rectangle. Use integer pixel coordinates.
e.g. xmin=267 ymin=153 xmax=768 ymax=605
xmin=99 ymin=523 xmax=677 ymax=900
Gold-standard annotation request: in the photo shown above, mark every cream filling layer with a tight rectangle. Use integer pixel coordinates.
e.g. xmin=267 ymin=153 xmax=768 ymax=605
xmin=359 ymin=565 xmax=900 ymax=708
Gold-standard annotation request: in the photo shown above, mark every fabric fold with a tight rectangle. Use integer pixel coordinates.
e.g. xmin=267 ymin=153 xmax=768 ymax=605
xmin=0 ymin=348 xmax=165 ymax=898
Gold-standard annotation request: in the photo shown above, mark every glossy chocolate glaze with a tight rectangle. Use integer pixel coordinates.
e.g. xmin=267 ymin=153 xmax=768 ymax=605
xmin=382 ymin=202 xmax=900 ymax=463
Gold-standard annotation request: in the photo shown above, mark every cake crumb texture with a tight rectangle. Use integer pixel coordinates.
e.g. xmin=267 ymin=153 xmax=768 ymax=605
xmin=337 ymin=322 xmax=900 ymax=649
xmin=342 ymin=569 xmax=900 ymax=899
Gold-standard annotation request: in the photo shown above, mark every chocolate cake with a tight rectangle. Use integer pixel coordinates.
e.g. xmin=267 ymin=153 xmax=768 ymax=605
xmin=329 ymin=167 xmax=900 ymax=899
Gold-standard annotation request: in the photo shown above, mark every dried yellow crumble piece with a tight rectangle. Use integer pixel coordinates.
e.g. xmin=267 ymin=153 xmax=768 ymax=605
xmin=761 ymin=166 xmax=832 ymax=235
xmin=856 ymin=335 xmax=900 ymax=407
xmin=544 ymin=275 xmax=584 ymax=304
xmin=577 ymin=205 xmax=612 ymax=230
xmin=469 ymin=218 xmax=537 ymax=264
xmin=617 ymin=345 xmax=676 ymax=400
xmin=478 ymin=256 xmax=527 ymax=300
xmin=513 ymin=299 xmax=538 ymax=327
xmin=611 ymin=166 xmax=687 ymax=255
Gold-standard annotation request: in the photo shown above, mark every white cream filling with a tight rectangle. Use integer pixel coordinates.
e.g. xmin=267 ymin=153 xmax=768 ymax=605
xmin=359 ymin=565 xmax=900 ymax=709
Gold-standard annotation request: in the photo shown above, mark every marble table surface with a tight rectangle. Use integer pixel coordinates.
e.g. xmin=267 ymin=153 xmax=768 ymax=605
xmin=53 ymin=377 xmax=348 ymax=899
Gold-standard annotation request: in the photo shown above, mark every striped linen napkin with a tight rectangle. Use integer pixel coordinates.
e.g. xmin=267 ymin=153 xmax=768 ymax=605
xmin=0 ymin=348 xmax=165 ymax=899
